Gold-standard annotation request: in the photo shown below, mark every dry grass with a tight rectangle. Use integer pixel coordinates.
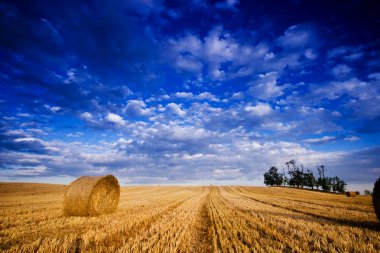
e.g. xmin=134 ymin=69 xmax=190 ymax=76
xmin=0 ymin=183 xmax=378 ymax=252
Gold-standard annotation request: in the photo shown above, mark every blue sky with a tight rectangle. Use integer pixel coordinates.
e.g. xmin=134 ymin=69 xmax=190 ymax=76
xmin=0 ymin=0 xmax=379 ymax=190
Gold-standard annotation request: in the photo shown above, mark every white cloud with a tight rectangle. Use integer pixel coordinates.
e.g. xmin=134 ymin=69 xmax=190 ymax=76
xmin=44 ymin=104 xmax=62 ymax=113
xmin=261 ymin=122 xmax=296 ymax=131
xmin=174 ymin=92 xmax=194 ymax=99
xmin=175 ymin=55 xmax=202 ymax=73
xmin=123 ymin=100 xmax=152 ymax=116
xmin=113 ymin=138 xmax=134 ymax=150
xmin=5 ymin=129 xmax=26 ymax=136
xmin=304 ymin=48 xmax=317 ymax=60
xmin=13 ymin=165 xmax=48 ymax=176
xmin=303 ymin=136 xmax=336 ymax=144
xmin=170 ymin=34 xmax=202 ymax=55
xmin=169 ymin=27 xmax=239 ymax=80
xmin=196 ymin=92 xmax=220 ymax=102
xmin=80 ymin=112 xmax=93 ymax=121
xmin=166 ymin=103 xmax=186 ymax=117
xmin=368 ymin=72 xmax=380 ymax=81
xmin=145 ymin=97 xmax=156 ymax=103
xmin=344 ymin=136 xmax=360 ymax=142
xmin=204 ymin=27 xmax=237 ymax=61
xmin=277 ymin=24 xmax=314 ymax=49
xmin=311 ymin=78 xmax=380 ymax=118
xmin=1 ymin=121 xmax=378 ymax=187
xmin=244 ymin=102 xmax=273 ymax=117
xmin=14 ymin=137 xmax=43 ymax=143
xmin=330 ymin=64 xmax=353 ymax=78
xmin=17 ymin=113 xmax=32 ymax=117
xmin=231 ymin=92 xmax=245 ymax=100
xmin=313 ymin=78 xmax=366 ymax=100
xmin=327 ymin=46 xmax=363 ymax=62
xmin=27 ymin=128 xmax=47 ymax=135
xmin=159 ymin=94 xmax=170 ymax=100
xmin=105 ymin=113 xmax=126 ymax=126
xmin=64 ymin=68 xmax=78 ymax=84
xmin=248 ymin=72 xmax=285 ymax=100
xmin=66 ymin=132 xmax=84 ymax=138
xmin=213 ymin=168 xmax=241 ymax=180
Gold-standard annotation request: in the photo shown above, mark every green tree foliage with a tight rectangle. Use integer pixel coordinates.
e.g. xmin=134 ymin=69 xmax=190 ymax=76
xmin=264 ymin=160 xmax=347 ymax=193
xmin=331 ymin=176 xmax=346 ymax=193
xmin=264 ymin=166 xmax=283 ymax=186
xmin=304 ymin=169 xmax=316 ymax=189
xmin=285 ymin=160 xmax=304 ymax=188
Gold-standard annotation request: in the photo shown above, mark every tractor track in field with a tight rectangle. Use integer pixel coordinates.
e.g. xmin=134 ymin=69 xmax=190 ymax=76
xmin=115 ymin=187 xmax=209 ymax=253
xmin=223 ymin=187 xmax=380 ymax=232
xmin=217 ymin=187 xmax=300 ymax=252
xmin=187 ymin=188 xmax=214 ymax=253
xmin=234 ymin=186 xmax=372 ymax=213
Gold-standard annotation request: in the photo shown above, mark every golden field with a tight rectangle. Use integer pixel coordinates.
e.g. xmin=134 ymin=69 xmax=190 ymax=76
xmin=0 ymin=183 xmax=379 ymax=252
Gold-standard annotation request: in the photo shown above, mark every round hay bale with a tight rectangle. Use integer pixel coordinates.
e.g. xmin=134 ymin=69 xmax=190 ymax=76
xmin=345 ymin=191 xmax=356 ymax=197
xmin=373 ymin=177 xmax=380 ymax=222
xmin=63 ymin=175 xmax=120 ymax=216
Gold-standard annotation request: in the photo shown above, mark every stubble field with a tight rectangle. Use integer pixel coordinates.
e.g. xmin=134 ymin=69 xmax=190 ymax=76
xmin=0 ymin=183 xmax=379 ymax=252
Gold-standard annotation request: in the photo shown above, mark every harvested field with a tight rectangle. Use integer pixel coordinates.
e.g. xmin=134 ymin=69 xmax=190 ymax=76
xmin=0 ymin=183 xmax=379 ymax=252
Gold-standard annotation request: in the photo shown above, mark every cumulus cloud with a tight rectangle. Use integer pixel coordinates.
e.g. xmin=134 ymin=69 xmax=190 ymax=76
xmin=44 ymin=104 xmax=62 ymax=113
xmin=105 ymin=113 xmax=126 ymax=126
xmin=277 ymin=24 xmax=315 ymax=49
xmin=244 ymin=102 xmax=273 ymax=117
xmin=166 ymin=103 xmax=186 ymax=117
xmin=196 ymin=92 xmax=220 ymax=102
xmin=174 ymin=92 xmax=194 ymax=99
xmin=123 ymin=100 xmax=152 ymax=117
xmin=80 ymin=112 xmax=93 ymax=121
xmin=248 ymin=72 xmax=285 ymax=100
xmin=175 ymin=55 xmax=203 ymax=73
xmin=0 ymin=119 xmax=378 ymax=186
xmin=304 ymin=48 xmax=317 ymax=60
xmin=231 ymin=92 xmax=245 ymax=100
xmin=330 ymin=64 xmax=353 ymax=78
xmin=311 ymin=77 xmax=380 ymax=118
xmin=169 ymin=26 xmax=239 ymax=80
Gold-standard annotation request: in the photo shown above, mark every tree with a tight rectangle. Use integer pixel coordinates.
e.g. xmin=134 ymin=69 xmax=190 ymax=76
xmin=281 ymin=167 xmax=288 ymax=186
xmin=303 ymin=169 xmax=316 ymax=189
xmin=321 ymin=177 xmax=332 ymax=191
xmin=267 ymin=161 xmax=348 ymax=193
xmin=364 ymin=189 xmax=371 ymax=196
xmin=331 ymin=176 xmax=346 ymax=193
xmin=264 ymin=166 xmax=283 ymax=186
xmin=316 ymin=165 xmax=328 ymax=191
xmin=286 ymin=160 xmax=304 ymax=188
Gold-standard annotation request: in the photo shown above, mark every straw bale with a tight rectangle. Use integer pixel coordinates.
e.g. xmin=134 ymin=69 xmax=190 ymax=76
xmin=345 ymin=191 xmax=356 ymax=197
xmin=373 ymin=177 xmax=380 ymax=222
xmin=63 ymin=175 xmax=120 ymax=216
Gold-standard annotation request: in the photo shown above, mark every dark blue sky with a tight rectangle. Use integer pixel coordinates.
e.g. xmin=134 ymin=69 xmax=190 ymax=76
xmin=1 ymin=0 xmax=379 ymax=190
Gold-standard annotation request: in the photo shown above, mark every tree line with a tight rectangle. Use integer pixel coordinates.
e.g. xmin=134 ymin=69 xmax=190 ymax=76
xmin=263 ymin=160 xmax=346 ymax=193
